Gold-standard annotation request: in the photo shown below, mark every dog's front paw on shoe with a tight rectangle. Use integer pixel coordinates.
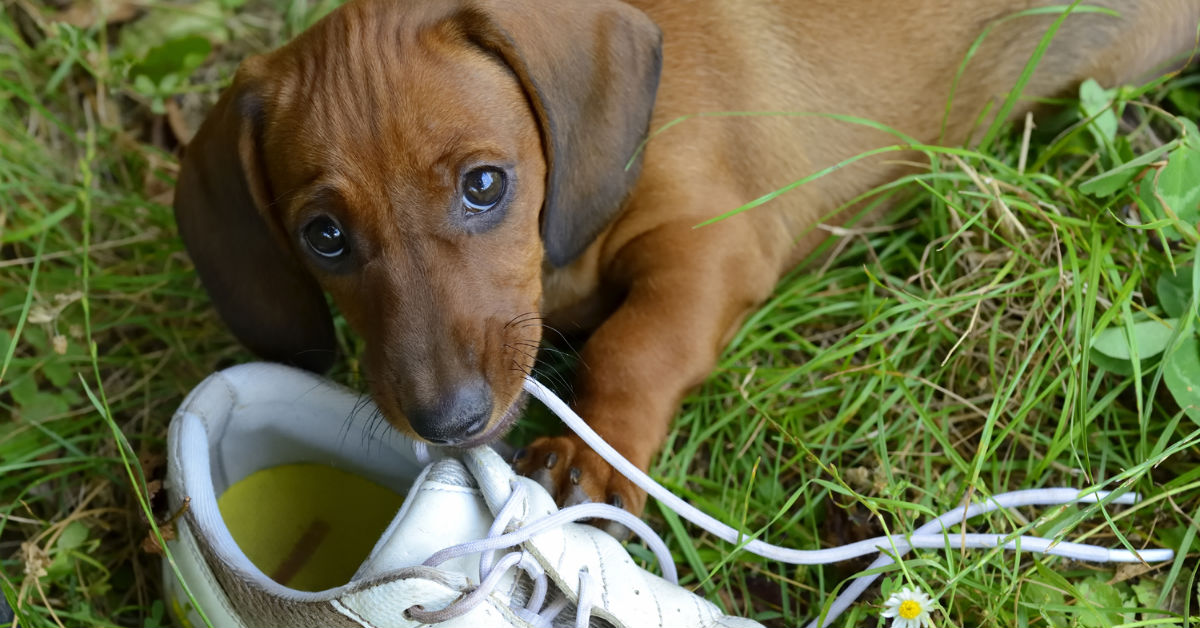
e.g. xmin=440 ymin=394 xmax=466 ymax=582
xmin=513 ymin=435 xmax=646 ymax=535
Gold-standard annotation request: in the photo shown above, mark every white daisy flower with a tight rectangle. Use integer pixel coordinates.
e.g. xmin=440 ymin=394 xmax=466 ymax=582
xmin=881 ymin=586 xmax=934 ymax=628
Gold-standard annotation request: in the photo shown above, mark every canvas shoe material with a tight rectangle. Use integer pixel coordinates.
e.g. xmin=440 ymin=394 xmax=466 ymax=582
xmin=163 ymin=362 xmax=763 ymax=628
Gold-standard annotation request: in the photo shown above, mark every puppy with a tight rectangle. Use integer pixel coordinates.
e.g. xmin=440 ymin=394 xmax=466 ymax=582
xmin=175 ymin=0 xmax=1200 ymax=516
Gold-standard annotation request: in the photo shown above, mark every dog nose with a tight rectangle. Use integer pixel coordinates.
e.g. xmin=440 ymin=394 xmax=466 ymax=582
xmin=407 ymin=380 xmax=492 ymax=445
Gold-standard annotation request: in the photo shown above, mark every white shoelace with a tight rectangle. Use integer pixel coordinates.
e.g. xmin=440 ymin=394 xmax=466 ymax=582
xmin=408 ymin=481 xmax=619 ymax=627
xmin=406 ymin=378 xmax=1173 ymax=627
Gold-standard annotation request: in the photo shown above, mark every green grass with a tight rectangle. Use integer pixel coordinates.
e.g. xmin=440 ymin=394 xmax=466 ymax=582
xmin=2 ymin=1 xmax=1199 ymax=627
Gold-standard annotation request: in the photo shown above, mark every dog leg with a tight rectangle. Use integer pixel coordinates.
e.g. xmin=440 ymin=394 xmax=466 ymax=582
xmin=517 ymin=217 xmax=782 ymax=516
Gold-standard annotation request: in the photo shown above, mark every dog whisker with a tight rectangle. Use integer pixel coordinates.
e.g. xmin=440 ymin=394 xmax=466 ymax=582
xmin=511 ymin=341 xmax=576 ymax=360
xmin=504 ymin=343 xmax=540 ymax=362
xmin=508 ymin=358 xmax=534 ymax=378
xmin=505 ymin=311 xmax=544 ymax=330
xmin=509 ymin=319 xmax=583 ymax=364
xmin=339 ymin=391 xmax=375 ymax=450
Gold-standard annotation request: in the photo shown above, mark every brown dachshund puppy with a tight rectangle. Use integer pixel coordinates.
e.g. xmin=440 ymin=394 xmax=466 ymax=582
xmin=175 ymin=0 xmax=1199 ymax=516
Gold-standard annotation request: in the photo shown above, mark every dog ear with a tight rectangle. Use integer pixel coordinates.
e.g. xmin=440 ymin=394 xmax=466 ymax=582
xmin=458 ymin=0 xmax=662 ymax=267
xmin=174 ymin=62 xmax=337 ymax=373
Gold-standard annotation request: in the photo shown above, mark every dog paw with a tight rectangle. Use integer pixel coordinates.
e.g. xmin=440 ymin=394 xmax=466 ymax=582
xmin=512 ymin=435 xmax=646 ymax=534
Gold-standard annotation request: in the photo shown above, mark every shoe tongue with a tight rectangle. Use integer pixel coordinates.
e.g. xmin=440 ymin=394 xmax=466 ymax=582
xmin=352 ymin=458 xmax=494 ymax=582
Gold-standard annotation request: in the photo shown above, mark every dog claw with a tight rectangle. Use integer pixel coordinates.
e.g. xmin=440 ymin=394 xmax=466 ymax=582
xmin=516 ymin=436 xmax=645 ymax=528
xmin=599 ymin=520 xmax=632 ymax=541
xmin=563 ymin=484 xmax=593 ymax=507
xmin=529 ymin=468 xmax=556 ymax=494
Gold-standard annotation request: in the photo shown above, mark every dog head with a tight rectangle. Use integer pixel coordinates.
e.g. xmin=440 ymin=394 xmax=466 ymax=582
xmin=174 ymin=0 xmax=661 ymax=446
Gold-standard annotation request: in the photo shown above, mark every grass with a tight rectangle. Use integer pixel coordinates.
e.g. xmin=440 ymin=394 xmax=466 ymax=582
xmin=2 ymin=1 xmax=1199 ymax=627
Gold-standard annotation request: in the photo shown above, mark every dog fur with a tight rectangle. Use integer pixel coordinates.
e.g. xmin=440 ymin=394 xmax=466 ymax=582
xmin=175 ymin=0 xmax=1200 ymax=516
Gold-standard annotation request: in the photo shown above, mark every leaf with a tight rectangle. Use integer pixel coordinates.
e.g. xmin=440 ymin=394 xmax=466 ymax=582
xmin=1079 ymin=143 xmax=1173 ymax=197
xmin=1091 ymin=319 xmax=1179 ymax=361
xmin=1114 ymin=135 xmax=1134 ymax=163
xmin=1135 ymin=121 xmax=1200 ymax=241
xmin=1130 ymin=579 xmax=1162 ymax=610
xmin=1020 ymin=572 xmax=1069 ymax=627
xmin=1182 ymin=117 xmax=1200 ymax=150
xmin=0 ymin=420 xmax=48 ymax=461
xmin=1155 ymin=133 xmax=1200 ymax=224
xmin=130 ymin=35 xmax=211 ymax=86
xmin=879 ymin=575 xmax=899 ymax=600
xmin=19 ymin=392 xmax=70 ymax=420
xmin=1191 ymin=258 xmax=1200 ymax=320
xmin=1157 ymin=525 xmax=1200 ymax=554
xmin=43 ymin=359 xmax=77 ymax=388
xmin=145 ymin=599 xmax=166 ymax=628
xmin=118 ymin=0 xmax=226 ymax=62
xmin=10 ymin=374 xmax=39 ymax=409
xmin=1169 ymin=89 xmax=1200 ymax=119
xmin=1157 ymin=267 xmax=1194 ymax=318
xmin=48 ymin=521 xmax=91 ymax=578
xmin=133 ymin=73 xmax=155 ymax=95
xmin=1079 ymin=78 xmax=1119 ymax=146
xmin=1089 ymin=349 xmax=1139 ymax=375
xmin=1075 ymin=576 xmax=1133 ymax=627
xmin=57 ymin=521 xmax=89 ymax=551
xmin=1163 ymin=335 xmax=1200 ymax=426
xmin=159 ymin=72 xmax=180 ymax=92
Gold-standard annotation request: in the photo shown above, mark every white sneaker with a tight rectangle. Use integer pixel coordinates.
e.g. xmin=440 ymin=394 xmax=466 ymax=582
xmin=162 ymin=362 xmax=762 ymax=628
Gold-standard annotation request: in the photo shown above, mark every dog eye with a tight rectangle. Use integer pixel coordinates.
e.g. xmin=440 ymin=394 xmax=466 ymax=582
xmin=302 ymin=216 xmax=348 ymax=258
xmin=462 ymin=167 xmax=506 ymax=214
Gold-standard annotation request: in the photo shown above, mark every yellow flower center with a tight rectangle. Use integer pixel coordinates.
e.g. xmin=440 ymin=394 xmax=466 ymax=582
xmin=898 ymin=599 xmax=922 ymax=620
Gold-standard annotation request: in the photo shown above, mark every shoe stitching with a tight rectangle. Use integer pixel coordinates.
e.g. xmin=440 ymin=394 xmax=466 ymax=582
xmin=420 ymin=484 xmax=481 ymax=496
xmin=587 ymin=534 xmax=610 ymax=612
xmin=329 ymin=599 xmax=376 ymax=628
xmin=690 ymin=588 xmax=706 ymax=626
xmin=648 ymin=571 xmax=664 ymax=627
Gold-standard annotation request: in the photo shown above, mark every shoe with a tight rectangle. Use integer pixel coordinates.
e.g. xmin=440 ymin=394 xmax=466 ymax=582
xmin=162 ymin=362 xmax=762 ymax=628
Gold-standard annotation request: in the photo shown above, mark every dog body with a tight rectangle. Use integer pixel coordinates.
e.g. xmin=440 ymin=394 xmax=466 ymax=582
xmin=176 ymin=0 xmax=1200 ymax=514
xmin=532 ymin=0 xmax=1200 ymax=511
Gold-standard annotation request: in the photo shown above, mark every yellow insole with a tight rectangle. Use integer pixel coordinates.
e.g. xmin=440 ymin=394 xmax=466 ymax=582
xmin=217 ymin=463 xmax=406 ymax=591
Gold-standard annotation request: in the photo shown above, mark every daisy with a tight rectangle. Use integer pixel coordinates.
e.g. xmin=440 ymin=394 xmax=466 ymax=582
xmin=881 ymin=586 xmax=935 ymax=628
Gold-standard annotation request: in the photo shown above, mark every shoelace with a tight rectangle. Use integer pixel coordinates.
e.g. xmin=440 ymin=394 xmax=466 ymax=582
xmin=407 ymin=378 xmax=1174 ymax=627
xmin=408 ymin=481 xmax=642 ymax=627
